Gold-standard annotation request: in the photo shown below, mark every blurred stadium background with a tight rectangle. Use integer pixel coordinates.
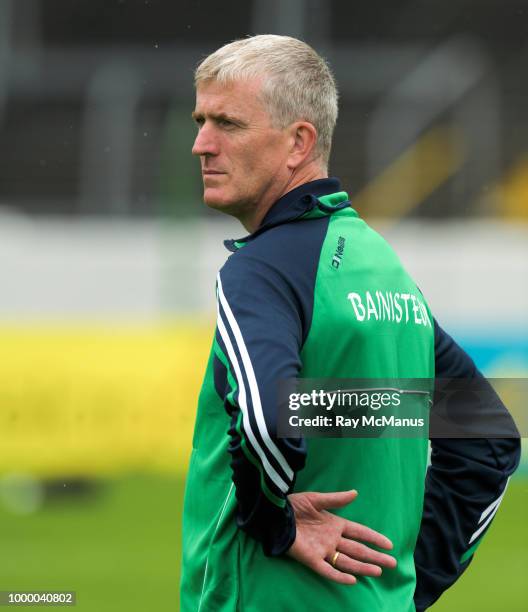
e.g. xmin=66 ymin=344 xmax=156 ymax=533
xmin=0 ymin=1 xmax=526 ymax=610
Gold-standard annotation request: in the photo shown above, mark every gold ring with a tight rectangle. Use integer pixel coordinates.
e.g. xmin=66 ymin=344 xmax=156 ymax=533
xmin=331 ymin=551 xmax=340 ymax=567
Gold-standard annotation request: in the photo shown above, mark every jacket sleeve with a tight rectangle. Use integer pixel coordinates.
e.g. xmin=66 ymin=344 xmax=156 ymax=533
xmin=413 ymin=319 xmax=521 ymax=611
xmin=213 ymin=254 xmax=307 ymax=557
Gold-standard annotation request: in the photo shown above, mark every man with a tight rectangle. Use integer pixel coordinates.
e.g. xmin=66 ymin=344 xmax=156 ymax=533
xmin=180 ymin=35 xmax=520 ymax=611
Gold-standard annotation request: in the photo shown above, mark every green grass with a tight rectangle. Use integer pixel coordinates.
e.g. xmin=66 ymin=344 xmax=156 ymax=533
xmin=0 ymin=475 xmax=184 ymax=611
xmin=0 ymin=475 xmax=526 ymax=611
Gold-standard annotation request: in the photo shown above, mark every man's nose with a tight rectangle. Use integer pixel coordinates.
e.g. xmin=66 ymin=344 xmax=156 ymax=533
xmin=192 ymin=123 xmax=219 ymax=157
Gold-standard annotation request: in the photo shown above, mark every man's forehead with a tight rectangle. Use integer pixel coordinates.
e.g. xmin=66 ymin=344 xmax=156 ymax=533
xmin=194 ymin=78 xmax=264 ymax=115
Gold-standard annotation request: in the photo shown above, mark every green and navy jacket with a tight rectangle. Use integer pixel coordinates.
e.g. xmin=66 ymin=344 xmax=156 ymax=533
xmin=180 ymin=178 xmax=520 ymax=612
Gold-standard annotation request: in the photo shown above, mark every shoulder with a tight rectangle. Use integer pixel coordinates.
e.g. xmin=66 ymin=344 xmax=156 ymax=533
xmin=218 ymin=219 xmax=329 ymax=340
xmin=221 ymin=216 xmax=330 ymax=283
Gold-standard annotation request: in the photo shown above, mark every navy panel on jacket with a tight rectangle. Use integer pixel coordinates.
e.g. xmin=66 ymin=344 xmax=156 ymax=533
xmin=413 ymin=320 xmax=521 ymax=611
xmin=214 ymin=180 xmax=334 ymax=556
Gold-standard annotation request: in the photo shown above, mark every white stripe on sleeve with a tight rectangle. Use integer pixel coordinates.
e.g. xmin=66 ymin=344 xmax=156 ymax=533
xmin=216 ymin=296 xmax=290 ymax=494
xmin=469 ymin=478 xmax=510 ymax=545
xmin=217 ymin=272 xmax=294 ymax=484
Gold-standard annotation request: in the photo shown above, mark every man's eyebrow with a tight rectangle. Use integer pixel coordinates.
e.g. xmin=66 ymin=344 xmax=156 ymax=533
xmin=191 ymin=110 xmax=247 ymax=125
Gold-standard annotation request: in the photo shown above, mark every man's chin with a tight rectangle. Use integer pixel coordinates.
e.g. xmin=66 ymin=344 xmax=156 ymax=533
xmin=203 ymin=190 xmax=238 ymax=214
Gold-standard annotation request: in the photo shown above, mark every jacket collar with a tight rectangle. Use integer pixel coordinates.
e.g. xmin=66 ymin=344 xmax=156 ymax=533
xmin=224 ymin=177 xmax=349 ymax=252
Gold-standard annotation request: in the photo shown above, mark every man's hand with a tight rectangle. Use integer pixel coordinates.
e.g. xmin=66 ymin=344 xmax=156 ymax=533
xmin=286 ymin=490 xmax=397 ymax=585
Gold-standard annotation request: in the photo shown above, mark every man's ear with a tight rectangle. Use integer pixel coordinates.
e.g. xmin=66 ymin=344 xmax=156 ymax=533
xmin=286 ymin=122 xmax=318 ymax=170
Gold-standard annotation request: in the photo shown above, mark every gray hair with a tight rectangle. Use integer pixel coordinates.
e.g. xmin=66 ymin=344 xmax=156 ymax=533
xmin=194 ymin=35 xmax=338 ymax=167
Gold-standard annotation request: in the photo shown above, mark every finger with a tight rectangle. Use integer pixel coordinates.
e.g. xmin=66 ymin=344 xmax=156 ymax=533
xmin=311 ymin=558 xmax=357 ymax=585
xmin=309 ymin=490 xmax=358 ymax=511
xmin=338 ymin=539 xmax=397 ymax=569
xmin=342 ymin=521 xmax=394 ymax=550
xmin=334 ymin=553 xmax=383 ymax=577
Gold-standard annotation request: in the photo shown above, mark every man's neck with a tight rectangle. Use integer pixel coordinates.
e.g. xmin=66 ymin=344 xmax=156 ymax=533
xmin=240 ymin=161 xmax=327 ymax=233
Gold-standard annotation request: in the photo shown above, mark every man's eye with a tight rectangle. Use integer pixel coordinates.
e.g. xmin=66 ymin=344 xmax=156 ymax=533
xmin=218 ymin=118 xmax=234 ymax=127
